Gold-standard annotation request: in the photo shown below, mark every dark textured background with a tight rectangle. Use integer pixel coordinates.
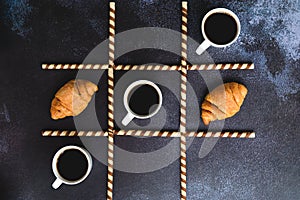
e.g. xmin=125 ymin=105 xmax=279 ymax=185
xmin=0 ymin=0 xmax=299 ymax=199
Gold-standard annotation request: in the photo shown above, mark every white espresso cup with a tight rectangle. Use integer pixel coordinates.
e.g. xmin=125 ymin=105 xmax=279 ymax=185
xmin=52 ymin=145 xmax=92 ymax=189
xmin=196 ymin=8 xmax=241 ymax=55
xmin=121 ymin=80 xmax=163 ymax=126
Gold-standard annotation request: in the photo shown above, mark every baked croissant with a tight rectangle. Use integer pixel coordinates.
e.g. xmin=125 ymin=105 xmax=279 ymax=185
xmin=50 ymin=79 xmax=98 ymax=120
xmin=201 ymin=82 xmax=247 ymax=125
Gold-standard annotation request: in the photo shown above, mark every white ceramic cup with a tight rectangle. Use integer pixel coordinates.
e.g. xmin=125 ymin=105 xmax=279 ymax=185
xmin=195 ymin=8 xmax=241 ymax=55
xmin=52 ymin=145 xmax=93 ymax=189
xmin=121 ymin=80 xmax=163 ymax=126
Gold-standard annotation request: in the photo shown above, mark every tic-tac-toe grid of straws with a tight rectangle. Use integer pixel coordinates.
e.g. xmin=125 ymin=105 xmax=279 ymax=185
xmin=42 ymin=2 xmax=255 ymax=200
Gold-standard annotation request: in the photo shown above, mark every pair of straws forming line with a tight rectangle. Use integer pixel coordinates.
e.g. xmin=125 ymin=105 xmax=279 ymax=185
xmin=42 ymin=2 xmax=255 ymax=200
xmin=42 ymin=63 xmax=254 ymax=70
xmin=42 ymin=130 xmax=255 ymax=138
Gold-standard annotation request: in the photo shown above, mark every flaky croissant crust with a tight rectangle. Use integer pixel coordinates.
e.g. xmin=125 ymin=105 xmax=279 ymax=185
xmin=50 ymin=79 xmax=98 ymax=120
xmin=201 ymin=82 xmax=247 ymax=125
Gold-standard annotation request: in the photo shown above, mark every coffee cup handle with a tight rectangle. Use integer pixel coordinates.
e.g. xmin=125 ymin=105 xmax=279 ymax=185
xmin=196 ymin=40 xmax=211 ymax=55
xmin=52 ymin=178 xmax=63 ymax=189
xmin=122 ymin=113 xmax=135 ymax=126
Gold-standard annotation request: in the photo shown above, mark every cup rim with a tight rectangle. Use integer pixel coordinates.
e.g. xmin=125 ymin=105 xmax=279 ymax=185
xmin=52 ymin=145 xmax=92 ymax=185
xmin=123 ymin=80 xmax=163 ymax=119
xmin=201 ymin=8 xmax=241 ymax=48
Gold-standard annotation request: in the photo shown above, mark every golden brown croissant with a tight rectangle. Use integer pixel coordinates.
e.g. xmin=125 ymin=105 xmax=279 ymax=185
xmin=201 ymin=82 xmax=247 ymax=125
xmin=50 ymin=79 xmax=98 ymax=120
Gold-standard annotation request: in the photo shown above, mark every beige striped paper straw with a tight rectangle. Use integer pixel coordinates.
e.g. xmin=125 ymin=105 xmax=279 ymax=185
xmin=186 ymin=131 xmax=255 ymax=138
xmin=188 ymin=63 xmax=254 ymax=70
xmin=107 ymin=132 xmax=114 ymax=200
xmin=42 ymin=130 xmax=108 ymax=137
xmin=108 ymin=68 xmax=114 ymax=132
xmin=114 ymin=130 xmax=181 ymax=137
xmin=41 ymin=64 xmax=109 ymax=70
xmin=114 ymin=65 xmax=181 ymax=71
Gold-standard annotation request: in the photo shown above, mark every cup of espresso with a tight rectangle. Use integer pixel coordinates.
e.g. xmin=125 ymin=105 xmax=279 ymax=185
xmin=121 ymin=80 xmax=163 ymax=126
xmin=52 ymin=145 xmax=92 ymax=189
xmin=196 ymin=8 xmax=241 ymax=55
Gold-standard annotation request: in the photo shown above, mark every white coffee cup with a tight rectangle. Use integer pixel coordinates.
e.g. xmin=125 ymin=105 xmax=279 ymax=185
xmin=121 ymin=80 xmax=163 ymax=126
xmin=52 ymin=145 xmax=92 ymax=189
xmin=196 ymin=8 xmax=241 ymax=55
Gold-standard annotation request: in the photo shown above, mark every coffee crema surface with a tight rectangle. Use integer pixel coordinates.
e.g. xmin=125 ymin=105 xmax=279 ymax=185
xmin=56 ymin=149 xmax=88 ymax=181
xmin=128 ymin=84 xmax=160 ymax=116
xmin=204 ymin=13 xmax=238 ymax=45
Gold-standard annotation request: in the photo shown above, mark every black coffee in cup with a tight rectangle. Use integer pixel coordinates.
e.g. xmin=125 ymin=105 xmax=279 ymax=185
xmin=56 ymin=149 xmax=88 ymax=181
xmin=204 ymin=13 xmax=238 ymax=45
xmin=128 ymin=84 xmax=160 ymax=116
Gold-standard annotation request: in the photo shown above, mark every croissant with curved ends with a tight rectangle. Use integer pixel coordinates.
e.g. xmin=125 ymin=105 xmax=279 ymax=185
xmin=50 ymin=79 xmax=98 ymax=120
xmin=201 ymin=82 xmax=247 ymax=125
